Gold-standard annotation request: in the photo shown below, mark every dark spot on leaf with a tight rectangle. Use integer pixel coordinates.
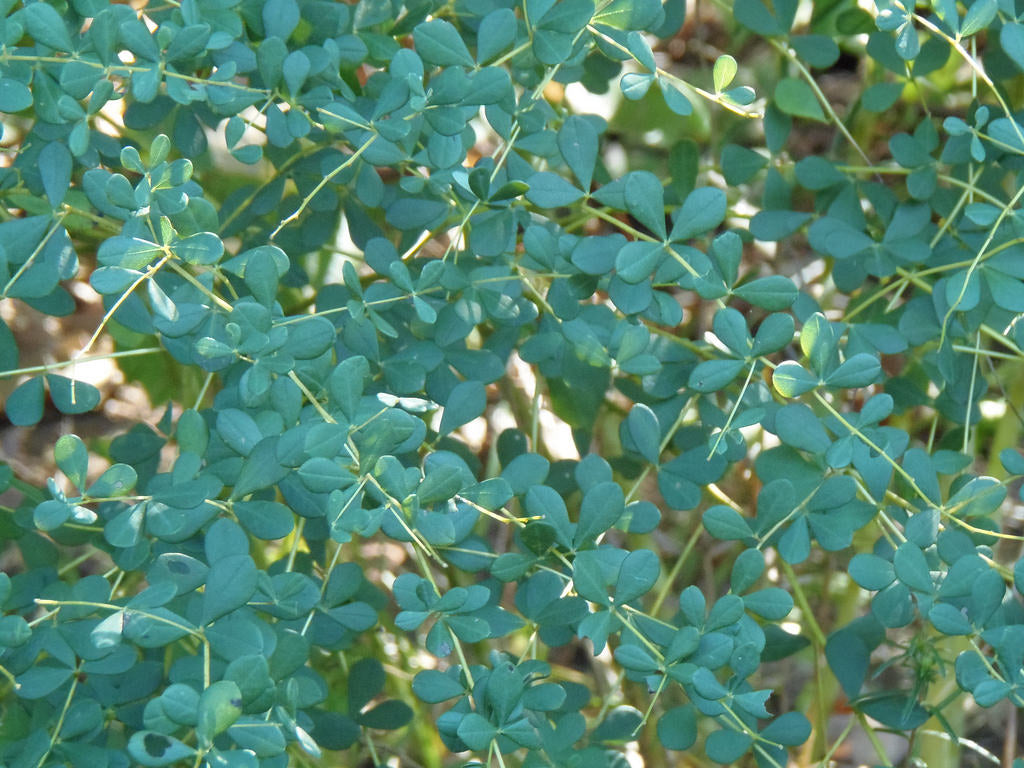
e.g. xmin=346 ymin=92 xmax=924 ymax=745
xmin=143 ymin=733 xmax=171 ymax=756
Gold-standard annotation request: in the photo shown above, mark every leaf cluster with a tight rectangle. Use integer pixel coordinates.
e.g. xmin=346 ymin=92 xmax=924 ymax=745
xmin=4 ymin=0 xmax=1024 ymax=767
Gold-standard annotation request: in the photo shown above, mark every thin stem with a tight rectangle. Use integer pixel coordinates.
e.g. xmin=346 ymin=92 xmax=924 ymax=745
xmin=708 ymin=360 xmax=756 ymax=459
xmin=855 ymin=710 xmax=895 ymax=767
xmin=650 ymin=524 xmax=702 ymax=616
xmin=2 ymin=216 xmax=67 ymax=299
xmin=36 ymin=670 xmax=80 ymax=768
xmin=285 ymin=517 xmax=306 ymax=572
xmin=778 ymin=560 xmax=826 ymax=648
xmin=0 ymin=347 xmax=162 ymax=380
xmin=813 ymin=393 xmax=932 ymax=505
xmin=963 ymin=331 xmax=981 ymax=454
xmin=270 ymin=136 xmax=377 ymax=239
xmin=770 ymin=40 xmax=873 ymax=168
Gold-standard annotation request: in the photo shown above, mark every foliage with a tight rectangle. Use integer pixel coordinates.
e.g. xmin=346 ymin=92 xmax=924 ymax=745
xmin=3 ymin=0 xmax=1024 ymax=766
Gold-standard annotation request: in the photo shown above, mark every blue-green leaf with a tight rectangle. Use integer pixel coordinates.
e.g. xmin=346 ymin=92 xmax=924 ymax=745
xmin=439 ymin=380 xmax=486 ymax=436
xmin=414 ymin=19 xmax=474 ymax=67
xmin=670 ymin=187 xmax=727 ymax=242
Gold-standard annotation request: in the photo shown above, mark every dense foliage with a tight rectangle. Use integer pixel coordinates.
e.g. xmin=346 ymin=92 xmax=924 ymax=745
xmin=4 ymin=0 xmax=1024 ymax=765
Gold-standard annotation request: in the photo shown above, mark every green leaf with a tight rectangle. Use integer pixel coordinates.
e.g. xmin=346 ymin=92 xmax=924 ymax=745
xmin=790 ymin=35 xmax=839 ymax=68
xmin=574 ymin=482 xmax=625 ymax=547
xmin=289 ymin=317 xmax=336 ymax=359
xmin=201 ymin=554 xmax=258 ymax=625
xmin=862 ymin=81 xmax=905 ymax=112
xmin=348 ymin=657 xmax=385 ymax=712
xmin=731 ymin=548 xmax=765 ymax=593
xmin=525 ymin=172 xmax=584 ymax=207
xmin=414 ymin=19 xmax=474 ymax=67
xmin=625 ymin=403 xmax=660 ymax=463
xmin=104 ymin=502 xmax=144 ymax=547
xmin=206 ymin=518 xmax=250 ymax=561
xmin=960 ymin=0 xmax=995 ymax=37
xmin=127 ymin=732 xmax=196 ymax=766
xmin=726 ymin=83 xmax=763 ymax=107
xmin=24 ymin=1 xmax=75 ymax=51
xmin=615 ymin=548 xmax=659 ymax=602
xmin=234 ymin=500 xmax=294 ymax=539
xmin=6 ymin=376 xmax=45 ymax=426
xmin=417 ymin=464 xmax=466 ymax=506
xmin=477 ymin=8 xmax=517 ymax=63
xmin=358 ymin=699 xmax=413 ymax=730
xmin=521 ymin=682 xmax=565 ymax=711
xmin=743 ymin=587 xmax=793 ymax=620
xmin=658 ymin=76 xmax=692 ymax=115
xmin=620 ymin=71 xmax=654 ymax=100
xmin=558 ymin=115 xmax=599 ymax=191
xmin=735 ymin=276 xmax=798 ymax=310
xmin=34 ymin=499 xmax=72 ymax=531
xmin=706 ymin=593 xmax=745 ymax=629
xmin=485 ymin=661 xmax=524 ymax=721
xmin=721 ymin=143 xmax=767 ymax=185
xmin=173 ymin=232 xmax=224 ymax=265
xmin=244 ymin=247 xmax=278 ymax=306
xmin=657 ymin=704 xmax=697 ymax=750
xmin=439 ymin=380 xmax=486 ymax=435
xmin=217 ymin=408 xmax=262 ymax=456
xmin=224 ymin=655 xmax=273 ymax=712
xmin=573 ymin=549 xmax=621 ymax=604
xmin=626 ymin=30 xmax=656 ymax=71
xmin=774 ymin=397 xmax=823 ymax=450
xmin=47 ymin=375 xmax=101 ymax=415
xmin=849 ymin=553 xmax=895 ymax=591
xmin=0 ymin=318 xmax=18 ymax=372
xmin=228 ymin=719 xmax=286 ymax=757
xmin=412 ymin=670 xmax=465 ymax=703
xmin=712 ymin=307 xmax=751 ymax=356
xmin=895 ymin=23 xmax=920 ymax=60
xmin=0 ymin=614 xmax=31 ymax=647
xmin=86 ymin=463 xmax=137 ymax=497
xmin=859 ymin=692 xmax=929 ymax=730
xmin=197 ymin=680 xmax=243 ymax=745
xmin=800 ymin=313 xmax=839 ymax=377
xmin=54 ymin=434 xmax=88 ymax=490
xmin=733 ymin=0 xmax=783 ymax=35
xmin=703 ymin=505 xmax=753 ymax=540
xmin=774 ymin=78 xmax=825 ymax=122
xmin=778 ymin=515 xmax=810 ymax=563
xmin=760 ymin=712 xmax=811 ymax=746
xmin=929 ymin=602 xmax=972 ymax=635
xmin=615 ymin=241 xmax=663 ymax=284
xmin=902 ymin=448 xmax=941 ymax=504
xmin=282 ymin=49 xmax=309 ymax=95
xmin=670 ymin=187 xmax=727 ymax=241
xmin=689 ymin=359 xmax=745 ymax=393
xmin=97 ymin=236 xmax=162 ymax=269
xmin=39 ymin=142 xmax=72 ymax=207
xmin=825 ymin=353 xmax=880 ymax=389
xmin=0 ymin=78 xmax=32 ymax=112
xmin=624 ymin=171 xmax=666 ymax=239
xmin=713 ymin=54 xmax=737 ymax=92
xmin=592 ymin=705 xmax=643 ymax=742
xmin=456 ymin=712 xmax=498 ymax=750
xmin=262 ymin=0 xmax=299 ymax=39
xmin=1002 ymin=22 xmax=1024 ymax=72
xmin=706 ymin=729 xmax=753 ymax=763
xmin=614 ymin=642 xmax=659 ymax=672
